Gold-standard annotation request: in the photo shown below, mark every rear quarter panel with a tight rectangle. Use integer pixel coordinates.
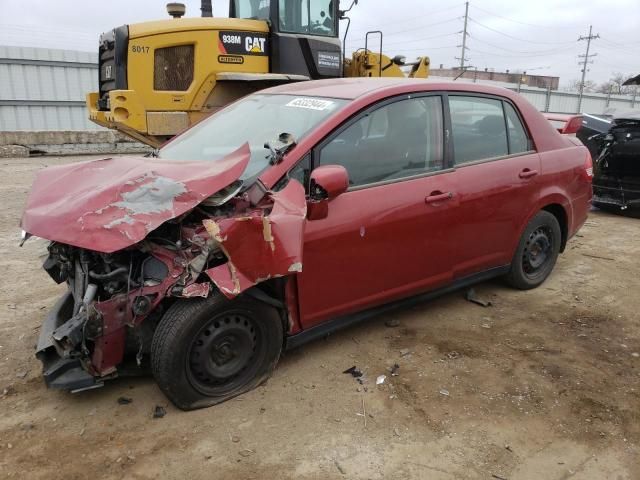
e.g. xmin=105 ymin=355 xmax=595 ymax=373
xmin=521 ymin=143 xmax=592 ymax=250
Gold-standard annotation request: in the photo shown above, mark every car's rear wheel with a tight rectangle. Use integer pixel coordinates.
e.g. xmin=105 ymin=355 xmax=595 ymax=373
xmin=505 ymin=211 xmax=561 ymax=290
xmin=150 ymin=293 xmax=283 ymax=410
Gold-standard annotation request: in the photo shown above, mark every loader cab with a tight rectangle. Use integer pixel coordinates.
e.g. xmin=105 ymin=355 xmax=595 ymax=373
xmin=230 ymin=0 xmax=343 ymax=79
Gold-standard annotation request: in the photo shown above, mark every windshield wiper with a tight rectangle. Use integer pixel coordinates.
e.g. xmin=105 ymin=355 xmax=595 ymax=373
xmin=264 ymin=132 xmax=296 ymax=165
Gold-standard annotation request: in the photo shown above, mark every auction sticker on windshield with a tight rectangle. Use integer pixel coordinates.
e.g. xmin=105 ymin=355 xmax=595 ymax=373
xmin=285 ymin=98 xmax=335 ymax=111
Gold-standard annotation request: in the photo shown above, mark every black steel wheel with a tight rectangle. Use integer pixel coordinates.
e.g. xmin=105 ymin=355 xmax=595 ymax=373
xmin=506 ymin=211 xmax=561 ymax=290
xmin=187 ymin=311 xmax=259 ymax=396
xmin=151 ymin=293 xmax=283 ymax=410
xmin=522 ymin=226 xmax=553 ymax=278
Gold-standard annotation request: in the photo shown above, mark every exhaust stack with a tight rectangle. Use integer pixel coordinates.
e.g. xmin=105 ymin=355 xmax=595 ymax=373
xmin=201 ymin=0 xmax=213 ymax=17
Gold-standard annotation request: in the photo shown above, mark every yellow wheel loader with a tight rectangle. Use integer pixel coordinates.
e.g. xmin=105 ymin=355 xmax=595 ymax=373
xmin=86 ymin=0 xmax=430 ymax=147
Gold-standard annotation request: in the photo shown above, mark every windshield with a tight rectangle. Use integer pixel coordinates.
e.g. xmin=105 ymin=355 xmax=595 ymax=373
xmin=159 ymin=94 xmax=347 ymax=180
xmin=232 ymin=0 xmax=271 ymax=20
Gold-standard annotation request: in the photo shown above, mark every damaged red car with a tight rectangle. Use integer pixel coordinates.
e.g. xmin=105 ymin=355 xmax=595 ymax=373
xmin=22 ymin=78 xmax=592 ymax=410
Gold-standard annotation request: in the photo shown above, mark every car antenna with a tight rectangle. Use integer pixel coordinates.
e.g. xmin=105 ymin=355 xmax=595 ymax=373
xmin=454 ymin=66 xmax=474 ymax=81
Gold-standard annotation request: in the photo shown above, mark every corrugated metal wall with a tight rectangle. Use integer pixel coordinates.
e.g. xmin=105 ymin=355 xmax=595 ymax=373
xmin=0 ymin=45 xmax=101 ymax=130
xmin=429 ymin=75 xmax=638 ymax=114
xmin=1 ymin=46 xmax=638 ymax=131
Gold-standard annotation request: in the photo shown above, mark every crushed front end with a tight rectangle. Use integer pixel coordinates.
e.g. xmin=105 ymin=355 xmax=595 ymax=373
xmin=22 ymin=147 xmax=306 ymax=393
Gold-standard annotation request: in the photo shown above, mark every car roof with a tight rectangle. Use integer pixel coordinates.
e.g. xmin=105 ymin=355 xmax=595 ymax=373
xmin=261 ymin=77 xmax=518 ymax=100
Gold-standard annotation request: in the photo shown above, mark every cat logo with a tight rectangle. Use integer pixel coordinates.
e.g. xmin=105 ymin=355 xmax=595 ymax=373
xmin=245 ymin=37 xmax=266 ymax=54
xmin=219 ymin=31 xmax=268 ymax=56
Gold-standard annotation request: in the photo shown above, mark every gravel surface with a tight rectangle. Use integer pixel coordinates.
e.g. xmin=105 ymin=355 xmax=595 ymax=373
xmin=0 ymin=155 xmax=638 ymax=479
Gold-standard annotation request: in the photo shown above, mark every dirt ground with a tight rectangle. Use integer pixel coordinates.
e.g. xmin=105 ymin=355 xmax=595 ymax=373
xmin=0 ymin=154 xmax=639 ymax=480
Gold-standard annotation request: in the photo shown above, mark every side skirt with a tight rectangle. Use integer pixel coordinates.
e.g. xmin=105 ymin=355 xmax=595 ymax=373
xmin=285 ymin=265 xmax=510 ymax=351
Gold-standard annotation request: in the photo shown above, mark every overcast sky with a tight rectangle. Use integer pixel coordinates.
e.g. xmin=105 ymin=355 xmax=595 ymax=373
xmin=0 ymin=0 xmax=638 ymax=87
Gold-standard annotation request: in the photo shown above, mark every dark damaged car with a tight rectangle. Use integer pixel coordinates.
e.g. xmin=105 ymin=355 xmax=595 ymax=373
xmin=22 ymin=78 xmax=593 ymax=410
xmin=578 ymin=110 xmax=640 ymax=211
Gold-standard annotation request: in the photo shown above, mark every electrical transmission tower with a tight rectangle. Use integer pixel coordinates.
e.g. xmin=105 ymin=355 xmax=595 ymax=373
xmin=577 ymin=25 xmax=599 ymax=112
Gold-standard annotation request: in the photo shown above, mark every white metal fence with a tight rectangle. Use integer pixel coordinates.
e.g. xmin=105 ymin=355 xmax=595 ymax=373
xmin=0 ymin=46 xmax=100 ymax=130
xmin=1 ymin=46 xmax=638 ymax=132
xmin=429 ymin=75 xmax=638 ymax=114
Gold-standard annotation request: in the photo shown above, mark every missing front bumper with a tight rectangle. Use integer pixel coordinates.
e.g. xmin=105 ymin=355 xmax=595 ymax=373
xmin=36 ymin=291 xmax=102 ymax=392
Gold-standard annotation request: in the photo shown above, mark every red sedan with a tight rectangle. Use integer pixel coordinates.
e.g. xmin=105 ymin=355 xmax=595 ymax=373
xmin=22 ymin=78 xmax=593 ymax=409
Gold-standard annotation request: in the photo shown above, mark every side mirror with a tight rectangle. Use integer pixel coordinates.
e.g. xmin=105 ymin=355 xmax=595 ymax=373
xmin=309 ymin=165 xmax=349 ymax=201
xmin=307 ymin=165 xmax=349 ymax=221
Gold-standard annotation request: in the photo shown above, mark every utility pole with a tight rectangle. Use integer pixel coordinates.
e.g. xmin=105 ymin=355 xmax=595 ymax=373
xmin=456 ymin=1 xmax=470 ymax=70
xmin=577 ymin=25 xmax=599 ymax=113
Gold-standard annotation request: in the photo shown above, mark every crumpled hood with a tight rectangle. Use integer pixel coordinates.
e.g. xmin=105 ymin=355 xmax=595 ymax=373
xmin=21 ymin=144 xmax=250 ymax=253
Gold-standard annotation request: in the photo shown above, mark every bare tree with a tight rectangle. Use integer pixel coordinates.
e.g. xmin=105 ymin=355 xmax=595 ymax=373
xmin=611 ymin=72 xmax=628 ymax=94
xmin=567 ymin=78 xmax=597 ymax=93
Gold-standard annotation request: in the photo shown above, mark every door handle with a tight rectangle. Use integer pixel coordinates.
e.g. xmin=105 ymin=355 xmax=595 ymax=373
xmin=519 ymin=168 xmax=539 ymax=179
xmin=425 ymin=191 xmax=453 ymax=204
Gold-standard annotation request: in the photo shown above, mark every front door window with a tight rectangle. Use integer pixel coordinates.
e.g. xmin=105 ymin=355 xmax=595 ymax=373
xmin=318 ymin=96 xmax=445 ymax=187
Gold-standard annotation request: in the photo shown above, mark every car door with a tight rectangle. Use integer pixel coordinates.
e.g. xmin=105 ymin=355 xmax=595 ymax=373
xmin=295 ymin=94 xmax=459 ymax=328
xmin=447 ymin=94 xmax=541 ymax=278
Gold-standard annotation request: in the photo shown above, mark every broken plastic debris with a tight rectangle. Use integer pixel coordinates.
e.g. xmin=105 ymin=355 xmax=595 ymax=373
xmin=343 ymin=366 xmax=363 ymax=378
xmin=376 ymin=375 xmax=386 ymax=385
xmin=439 ymin=389 xmax=450 ymax=396
xmin=465 ymin=288 xmax=492 ymax=307
xmin=153 ymin=405 xmax=166 ymax=418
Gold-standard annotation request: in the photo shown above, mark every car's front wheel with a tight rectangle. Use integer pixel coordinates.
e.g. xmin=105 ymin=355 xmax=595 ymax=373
xmin=505 ymin=211 xmax=561 ymax=290
xmin=150 ymin=293 xmax=283 ymax=410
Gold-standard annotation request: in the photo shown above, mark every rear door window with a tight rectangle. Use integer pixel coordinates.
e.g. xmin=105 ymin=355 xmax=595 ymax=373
xmin=449 ymin=96 xmax=509 ymax=164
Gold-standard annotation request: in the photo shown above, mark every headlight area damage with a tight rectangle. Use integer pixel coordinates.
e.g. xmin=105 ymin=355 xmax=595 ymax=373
xmin=21 ymin=144 xmax=307 ymax=392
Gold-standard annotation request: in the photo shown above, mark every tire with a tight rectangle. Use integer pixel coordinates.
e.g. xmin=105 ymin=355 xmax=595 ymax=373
xmin=150 ymin=292 xmax=283 ymax=410
xmin=505 ymin=211 xmax=562 ymax=290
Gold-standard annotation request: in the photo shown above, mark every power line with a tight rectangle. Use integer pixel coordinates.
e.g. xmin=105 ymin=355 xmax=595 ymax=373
xmin=469 ymin=35 xmax=578 ymax=55
xmin=468 ymin=17 xmax=576 ymax=45
xmin=598 ymin=36 xmax=640 ymax=47
xmin=597 ymin=39 xmax=640 ymax=56
xmin=348 ymin=16 xmax=461 ymax=38
xmin=346 ymin=3 xmax=465 ymax=33
xmin=345 ymin=32 xmax=458 ymax=49
xmin=471 ymin=47 xmax=578 ymax=59
xmin=468 ymin=4 xmax=581 ymax=31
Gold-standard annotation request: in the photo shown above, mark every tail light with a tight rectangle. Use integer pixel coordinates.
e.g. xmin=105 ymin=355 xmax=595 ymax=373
xmin=563 ymin=115 xmax=583 ymax=134
xmin=584 ymin=151 xmax=593 ymax=179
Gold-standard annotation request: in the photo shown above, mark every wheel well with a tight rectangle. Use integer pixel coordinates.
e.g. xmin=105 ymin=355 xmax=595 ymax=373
xmin=247 ymin=278 xmax=291 ymax=334
xmin=542 ymin=204 xmax=568 ymax=252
